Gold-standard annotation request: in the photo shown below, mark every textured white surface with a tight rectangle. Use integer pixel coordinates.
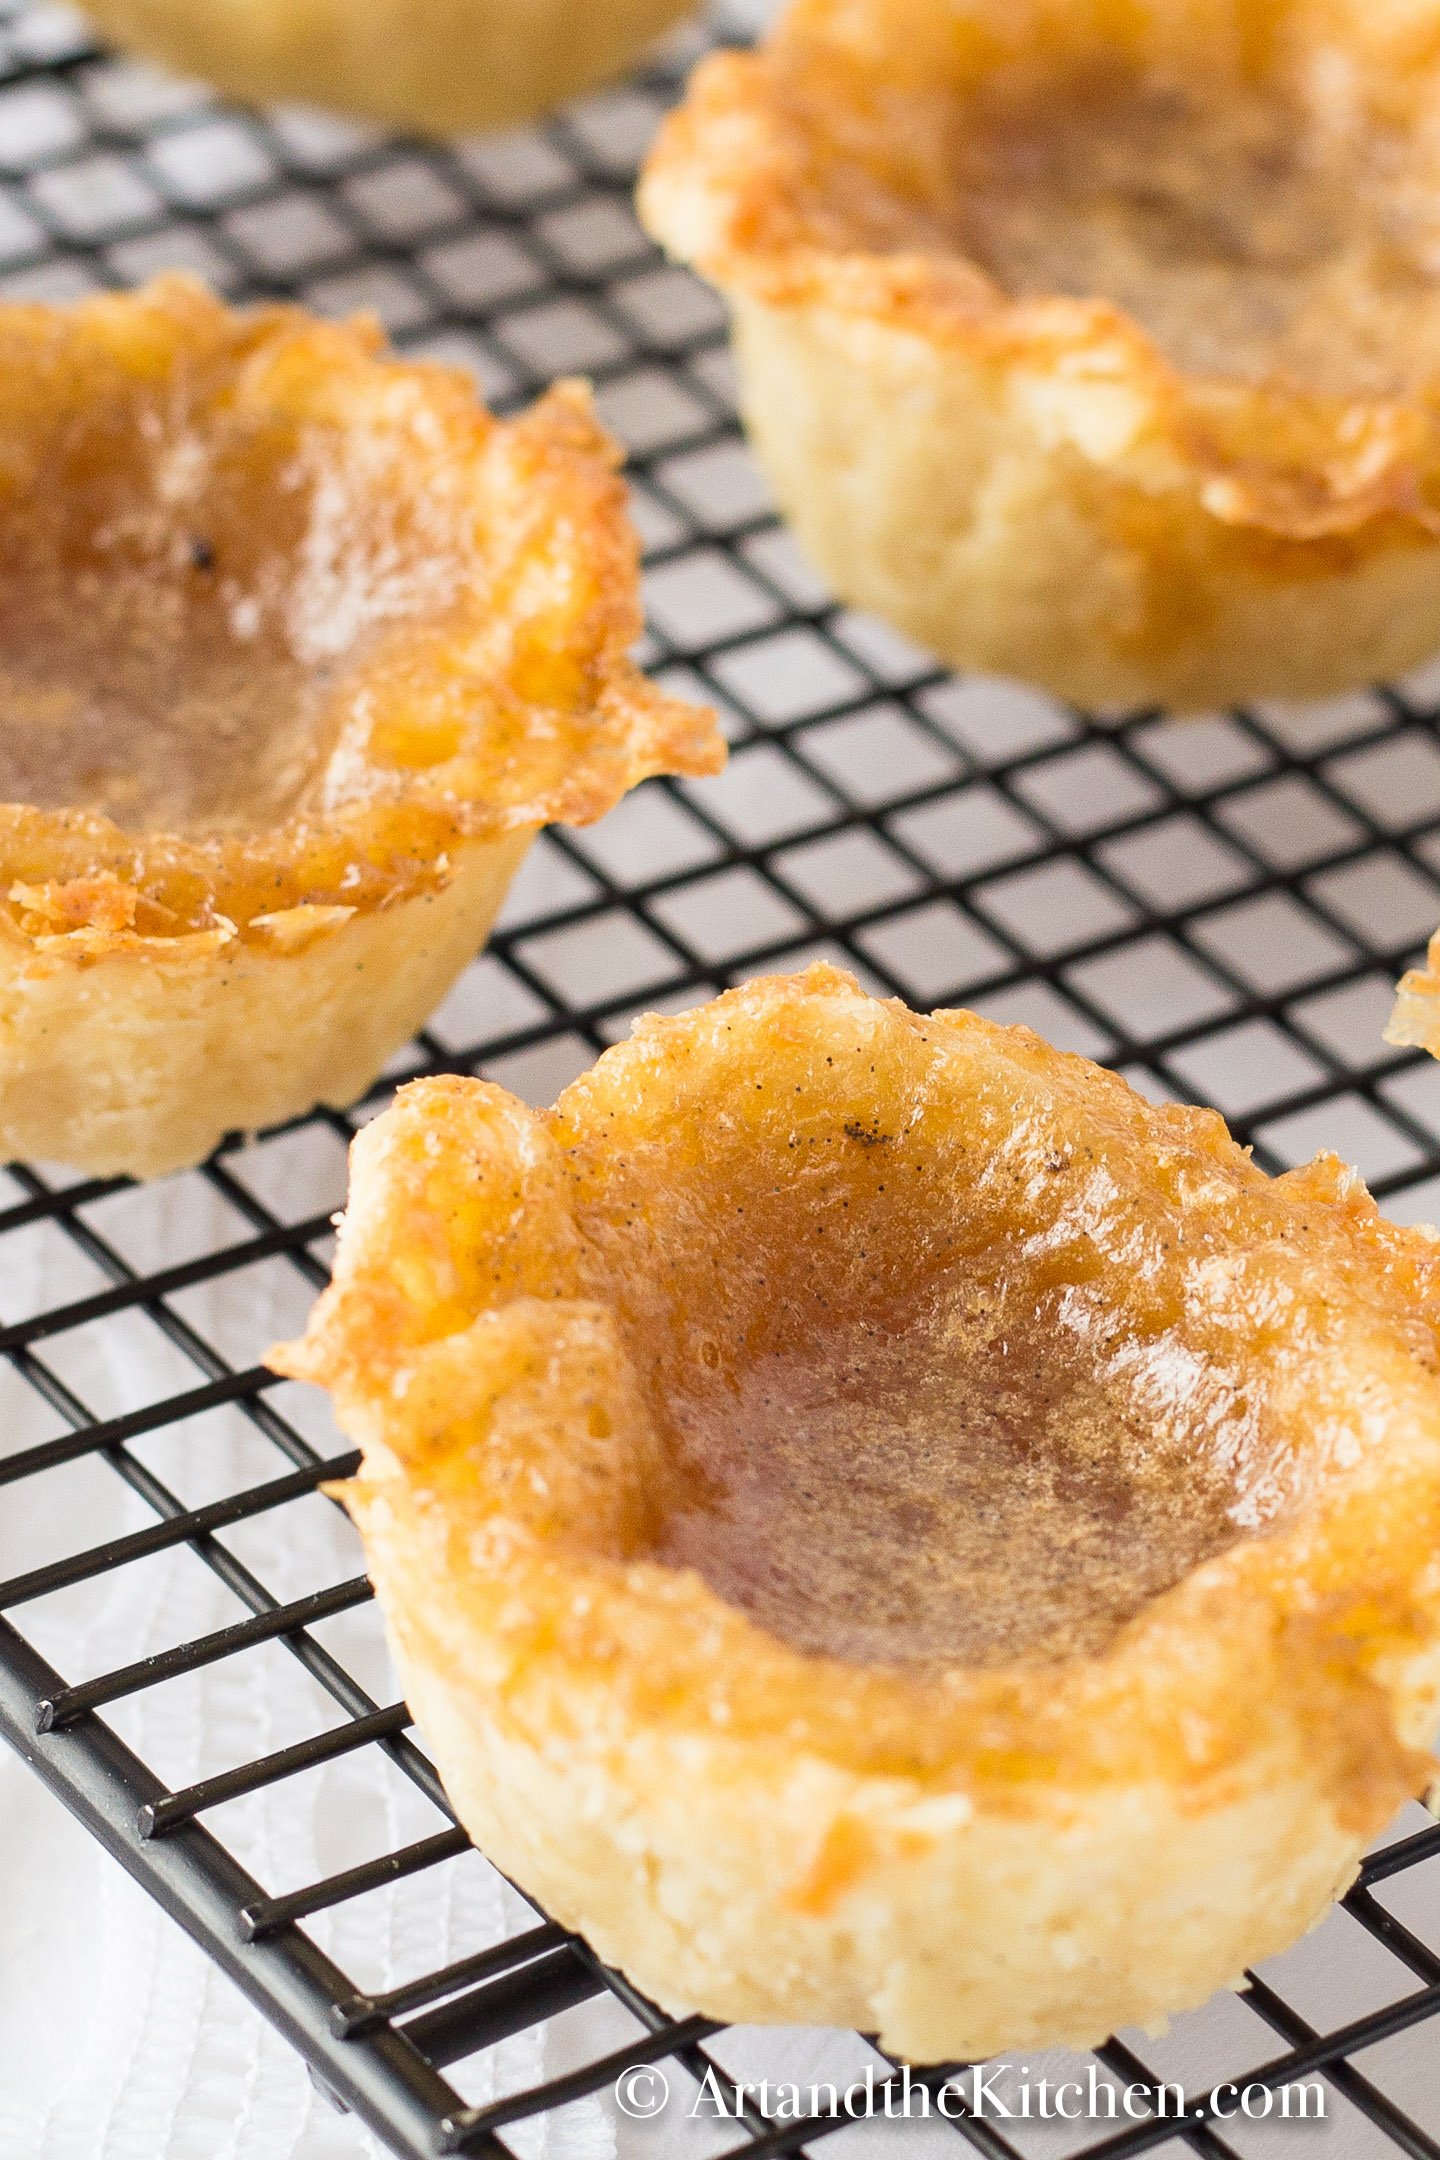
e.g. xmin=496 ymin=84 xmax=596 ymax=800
xmin=0 ymin=1178 xmax=620 ymax=2160
xmin=0 ymin=1776 xmax=380 ymax=2160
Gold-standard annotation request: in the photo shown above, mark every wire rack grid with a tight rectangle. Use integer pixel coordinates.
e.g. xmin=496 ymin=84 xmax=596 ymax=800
xmin=4 ymin=1 xmax=1440 ymax=2154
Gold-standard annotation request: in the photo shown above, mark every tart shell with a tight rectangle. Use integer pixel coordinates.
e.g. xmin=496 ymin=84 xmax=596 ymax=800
xmin=0 ymin=833 xmax=528 ymax=1179
xmin=722 ymin=293 xmax=1440 ymax=713
xmin=640 ymin=7 xmax=1440 ymax=710
xmin=0 ymin=279 xmax=721 ymax=1178
xmin=1388 ymin=935 xmax=1440 ymax=1067
xmin=77 ymin=0 xmax=695 ymax=136
xmin=275 ymin=967 xmax=1440 ymax=2058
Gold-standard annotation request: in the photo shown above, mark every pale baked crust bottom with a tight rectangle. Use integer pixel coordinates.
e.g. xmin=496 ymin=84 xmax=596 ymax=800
xmin=0 ymin=831 xmax=528 ymax=1179
xmin=276 ymin=968 xmax=1440 ymax=2059
xmin=730 ymin=295 xmax=1440 ymax=712
xmin=372 ymin=1551 xmax=1373 ymax=2058
xmin=77 ymin=0 xmax=694 ymax=134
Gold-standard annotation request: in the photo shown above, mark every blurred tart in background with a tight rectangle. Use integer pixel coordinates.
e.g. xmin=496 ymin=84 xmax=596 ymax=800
xmin=76 ymin=0 xmax=696 ymax=135
xmin=642 ymin=0 xmax=1440 ymax=710
xmin=0 ymin=277 xmax=721 ymax=1179
xmin=277 ymin=965 xmax=1440 ymax=2059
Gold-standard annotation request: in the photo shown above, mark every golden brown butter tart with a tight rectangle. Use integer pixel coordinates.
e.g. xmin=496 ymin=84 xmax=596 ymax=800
xmin=275 ymin=966 xmax=1440 ymax=2060
xmin=0 ymin=277 xmax=721 ymax=1176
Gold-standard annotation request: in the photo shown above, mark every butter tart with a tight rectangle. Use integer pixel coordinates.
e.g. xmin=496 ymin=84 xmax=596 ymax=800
xmin=0 ymin=277 xmax=721 ymax=1179
xmin=274 ymin=965 xmax=1440 ymax=2060
xmin=641 ymin=0 xmax=1440 ymax=710
xmin=78 ymin=0 xmax=695 ymax=135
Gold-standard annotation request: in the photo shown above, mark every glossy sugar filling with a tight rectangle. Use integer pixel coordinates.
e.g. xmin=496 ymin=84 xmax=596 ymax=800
xmin=619 ymin=1116 xmax=1293 ymax=1670
xmin=656 ymin=1292 xmax=1257 ymax=1667
xmin=0 ymin=415 xmax=463 ymax=835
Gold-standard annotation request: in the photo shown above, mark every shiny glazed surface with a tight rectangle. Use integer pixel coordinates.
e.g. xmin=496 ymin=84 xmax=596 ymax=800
xmin=656 ymin=1299 xmax=1246 ymax=1667
xmin=0 ymin=281 xmax=469 ymax=837
xmin=544 ymin=967 xmax=1432 ymax=1677
xmin=0 ymin=278 xmax=722 ymax=949
xmin=0 ymin=556 xmax=341 ymax=836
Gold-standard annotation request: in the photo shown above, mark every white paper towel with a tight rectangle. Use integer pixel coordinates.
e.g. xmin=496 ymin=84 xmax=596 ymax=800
xmin=0 ymin=1170 xmax=622 ymax=2160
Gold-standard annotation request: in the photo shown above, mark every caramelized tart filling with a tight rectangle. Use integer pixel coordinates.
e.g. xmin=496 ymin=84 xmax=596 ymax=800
xmin=0 ymin=402 xmax=461 ymax=835
xmin=577 ymin=1094 xmax=1295 ymax=1671
xmin=0 ymin=581 xmax=331 ymax=835
xmin=948 ymin=66 xmax=1440 ymax=398
xmin=656 ymin=1298 xmax=1245 ymax=1668
xmin=770 ymin=24 xmax=1440 ymax=403
xmin=0 ymin=283 xmax=723 ymax=957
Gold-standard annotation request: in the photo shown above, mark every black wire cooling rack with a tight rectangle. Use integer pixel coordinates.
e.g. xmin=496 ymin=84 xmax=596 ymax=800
xmin=5 ymin=1 xmax=1440 ymax=2154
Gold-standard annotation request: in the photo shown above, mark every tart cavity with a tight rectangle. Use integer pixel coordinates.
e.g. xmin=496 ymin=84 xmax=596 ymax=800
xmin=0 ymin=278 xmax=721 ymax=1178
xmin=276 ymin=966 xmax=1440 ymax=2059
xmin=640 ymin=0 xmax=1440 ymax=708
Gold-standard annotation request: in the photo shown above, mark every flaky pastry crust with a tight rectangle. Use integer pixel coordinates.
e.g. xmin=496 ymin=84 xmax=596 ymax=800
xmin=276 ymin=965 xmax=1440 ymax=2059
xmin=1389 ymin=933 xmax=1440 ymax=1065
xmin=0 ymin=278 xmax=721 ymax=1176
xmin=77 ymin=0 xmax=695 ymax=135
xmin=641 ymin=0 xmax=1440 ymax=709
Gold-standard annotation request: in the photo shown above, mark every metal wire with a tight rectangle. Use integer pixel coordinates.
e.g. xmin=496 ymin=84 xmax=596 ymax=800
xmin=3 ymin=1 xmax=1440 ymax=2153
